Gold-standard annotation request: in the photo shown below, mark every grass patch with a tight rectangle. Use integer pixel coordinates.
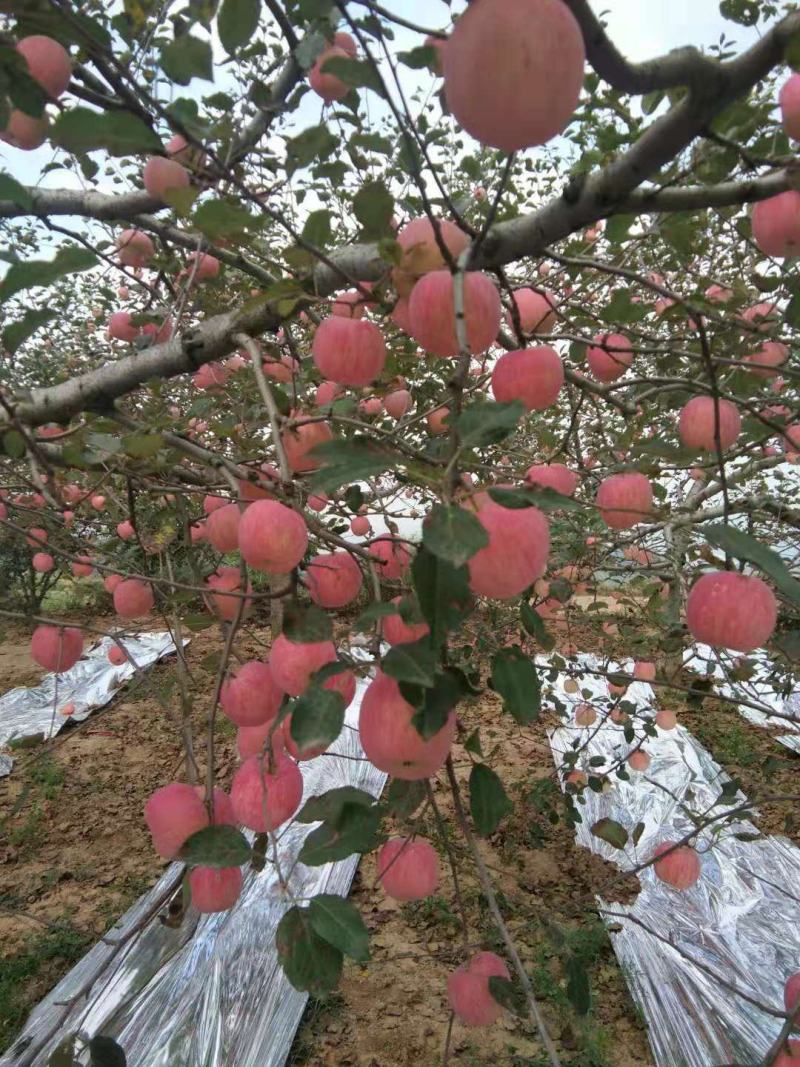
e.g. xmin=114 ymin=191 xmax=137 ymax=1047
xmin=0 ymin=922 xmax=91 ymax=1053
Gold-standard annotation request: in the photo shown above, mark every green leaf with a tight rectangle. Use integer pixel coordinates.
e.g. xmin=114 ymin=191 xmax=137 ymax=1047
xmin=3 ymin=308 xmax=55 ymax=354
xmin=309 ymin=894 xmax=370 ymax=961
xmin=703 ymin=525 xmax=800 ymax=606
xmin=160 ymin=35 xmax=214 ymax=84
xmin=302 ymin=209 xmax=332 ymax=248
xmin=309 ymin=438 xmax=397 ymax=493
xmin=353 ymin=180 xmax=394 ymax=238
xmin=276 ymin=906 xmax=343 ymax=995
xmin=490 ymin=648 xmax=540 ymax=725
xmin=0 ymin=173 xmax=33 ymax=209
xmin=319 ymin=55 xmax=385 ymax=96
xmin=299 ymin=802 xmax=381 ymax=865
xmin=296 ymin=786 xmax=375 ymax=824
xmin=422 ymin=504 xmax=488 ymax=568
xmin=565 ymin=955 xmax=591 ymax=1015
xmin=411 ymin=548 xmax=472 ymax=648
xmin=383 ymin=637 xmax=437 ymax=687
xmin=48 ymin=1034 xmax=78 ymax=1067
xmin=487 ymin=486 xmax=582 ymax=512
xmin=469 ymin=764 xmax=513 ymax=836
xmin=520 ymin=601 xmax=555 ymax=650
xmin=411 ymin=669 xmax=465 ymax=739
xmin=291 ymin=687 xmax=345 ymax=753
xmin=464 ymin=728 xmax=483 ymax=757
xmin=283 ymin=600 xmax=333 ymax=642
xmin=0 ymin=246 xmax=97 ymax=304
xmin=590 ymin=818 xmax=628 ymax=850
xmin=396 ymin=45 xmax=439 ymax=71
xmin=123 ymin=433 xmax=164 ymax=458
xmin=600 ymin=289 xmax=648 ymax=325
xmin=51 ymin=108 xmax=161 ymax=156
xmin=193 ymin=198 xmax=253 ymax=240
xmin=179 ymin=824 xmax=252 ymax=867
xmin=88 ymin=1035 xmax=126 ymax=1067
xmin=385 ymin=778 xmax=426 ymax=817
xmin=456 ymin=400 xmax=525 ymax=448
xmin=218 ymin=0 xmax=260 ymax=54
xmin=488 ymin=975 xmax=525 ymax=1017
xmin=353 ymin=601 xmax=399 ymax=632
xmin=286 ymin=123 xmax=338 ymax=175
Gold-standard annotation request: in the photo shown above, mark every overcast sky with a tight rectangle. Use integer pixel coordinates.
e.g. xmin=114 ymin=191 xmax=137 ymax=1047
xmin=0 ymin=2 xmax=766 ymax=194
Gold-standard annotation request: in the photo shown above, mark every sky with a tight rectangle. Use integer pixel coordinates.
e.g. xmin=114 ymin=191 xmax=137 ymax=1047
xmin=0 ymin=2 xmax=767 ymax=201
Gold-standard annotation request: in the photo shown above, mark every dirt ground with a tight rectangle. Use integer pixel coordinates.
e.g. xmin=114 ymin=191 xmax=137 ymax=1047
xmin=0 ymin=594 xmax=796 ymax=1066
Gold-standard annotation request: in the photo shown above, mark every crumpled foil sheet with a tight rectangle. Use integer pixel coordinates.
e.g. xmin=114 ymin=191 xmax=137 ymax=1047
xmin=3 ymin=661 xmax=386 ymax=1067
xmin=0 ymin=632 xmax=181 ymax=777
xmin=545 ymin=653 xmax=800 ymax=1067
xmin=684 ymin=643 xmax=800 ymax=753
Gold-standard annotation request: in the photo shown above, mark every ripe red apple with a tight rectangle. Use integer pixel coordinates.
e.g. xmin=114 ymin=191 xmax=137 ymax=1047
xmin=114 ymin=578 xmax=154 ymax=618
xmin=186 ymin=251 xmax=220 ymax=280
xmin=464 ymin=490 xmax=549 ymax=599
xmin=238 ymin=500 xmax=308 ymax=573
xmin=204 ymin=566 xmax=252 ymax=620
xmin=574 ymin=703 xmax=597 ymax=727
xmin=350 ymin=515 xmax=371 ymax=536
xmin=656 ymin=709 xmax=677 ymax=730
xmin=32 ymin=552 xmax=54 ymax=573
xmin=368 ymin=536 xmax=412 ymax=579
xmin=784 ymin=972 xmax=800 ymax=1012
xmin=506 ymin=288 xmax=557 ymax=334
xmin=315 ymin=381 xmax=342 ymax=407
xmin=596 ymin=473 xmax=653 ymax=529
xmin=142 ymin=155 xmax=190 ymax=202
xmin=408 ymin=270 xmax=501 ymax=358
xmin=312 ymin=316 xmax=387 ymax=386
xmin=309 ymin=44 xmax=353 ymax=102
xmin=116 ymin=520 xmax=135 ymax=541
xmin=116 ymin=228 xmax=155 ymax=268
xmin=586 ymin=333 xmax=633 ymax=382
xmin=745 ymin=341 xmax=788 ymax=379
xmin=427 ymin=406 xmax=451 ymax=435
xmin=17 ymin=35 xmax=72 ymax=98
xmin=306 ymin=551 xmax=363 ymax=608
xmin=377 ymin=837 xmax=439 ymax=900
xmin=705 ymin=283 xmax=733 ymax=303
xmin=189 ymin=866 xmax=243 ymax=913
xmin=651 ymin=841 xmax=701 ymax=890
xmin=627 ymin=750 xmax=651 ymax=772
xmin=678 ymin=396 xmax=741 ymax=451
xmin=685 ymin=570 xmax=777 ymax=652
xmin=269 ymin=633 xmax=336 ymax=696
xmin=773 ymin=1039 xmax=800 ymax=1067
xmin=1 ymin=110 xmax=49 ymax=150
xmin=281 ymin=417 xmax=333 ymax=473
xmin=633 ymin=660 xmax=656 ymax=681
xmin=230 ymin=752 xmax=303 ymax=831
xmin=220 ymin=661 xmax=283 ymax=726
xmin=393 ymin=216 xmax=470 ymax=295
xmin=205 ymin=502 xmax=241 ymax=552
xmin=108 ymin=645 xmax=127 ymax=666
xmin=447 ymin=951 xmax=510 ymax=1027
xmin=384 ymin=389 xmax=411 ymax=419
xmin=442 ymin=0 xmax=584 ymax=151
xmin=752 ymin=191 xmax=800 ymax=258
xmin=30 ymin=625 xmax=83 ymax=673
xmin=360 ymin=672 xmax=456 ymax=779
xmin=107 ymin=311 xmax=141 ymax=342
xmin=145 ymin=781 xmax=210 ymax=858
xmin=491 ymin=346 xmax=564 ymax=410
xmin=781 ymin=74 xmax=800 ymax=140
xmin=524 ymin=463 xmax=578 ymax=496
xmin=383 ymin=596 xmax=430 ymax=645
